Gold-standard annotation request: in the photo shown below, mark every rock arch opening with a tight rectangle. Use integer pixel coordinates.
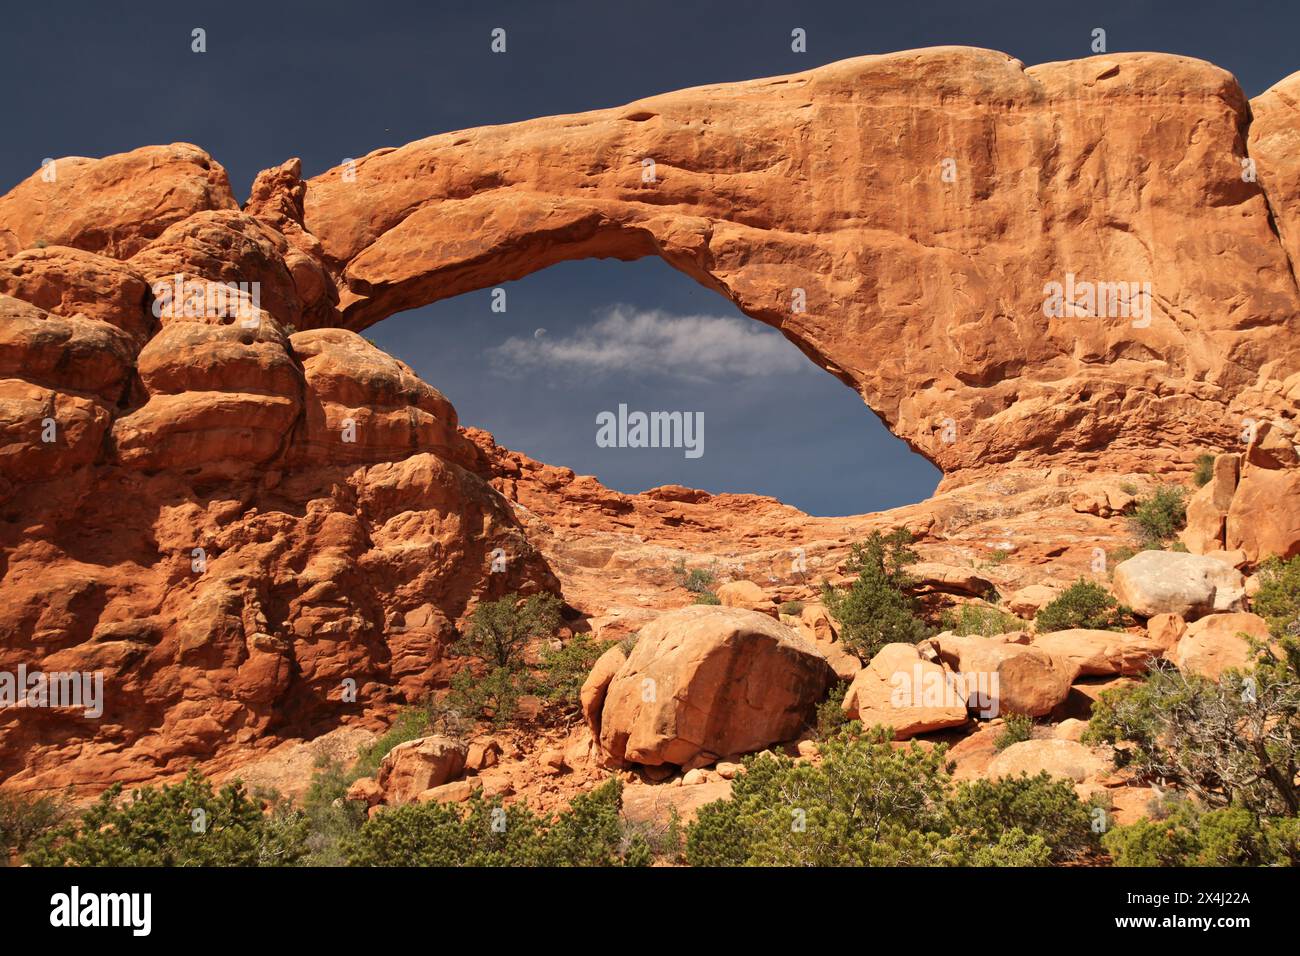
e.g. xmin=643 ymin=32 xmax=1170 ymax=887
xmin=365 ymin=256 xmax=941 ymax=516
xmin=295 ymin=47 xmax=1300 ymax=484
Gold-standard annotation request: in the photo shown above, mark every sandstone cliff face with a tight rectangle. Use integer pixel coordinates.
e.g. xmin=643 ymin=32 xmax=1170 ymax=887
xmin=2 ymin=47 xmax=1300 ymax=794
xmin=0 ymin=152 xmax=556 ymax=793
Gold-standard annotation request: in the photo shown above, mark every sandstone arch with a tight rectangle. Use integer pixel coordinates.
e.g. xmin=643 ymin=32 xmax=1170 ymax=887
xmin=5 ymin=45 xmax=1300 ymax=792
xmin=297 ymin=46 xmax=1300 ymax=482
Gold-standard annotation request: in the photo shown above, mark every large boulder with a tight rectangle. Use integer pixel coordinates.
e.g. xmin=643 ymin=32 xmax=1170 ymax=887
xmin=579 ymin=644 xmax=627 ymax=738
xmin=842 ymin=643 xmax=968 ymax=739
xmin=1245 ymin=419 xmax=1299 ymax=470
xmin=928 ymin=633 xmax=1073 ymax=717
xmin=907 ymin=563 xmax=995 ymax=597
xmin=416 ymin=780 xmax=477 ymax=805
xmin=598 ymin=606 xmax=835 ymax=767
xmin=620 ymin=779 xmax=733 ymax=827
xmin=0 ymin=144 xmax=237 ymax=258
xmin=0 ymin=246 xmax=154 ymax=343
xmin=1031 ymin=628 xmax=1165 ymax=677
xmin=1146 ymin=613 xmax=1187 ymax=650
xmin=1006 ymin=583 xmax=1061 ymax=618
xmin=1168 ymin=611 xmax=1270 ymax=679
xmin=1069 ymin=481 xmax=1138 ymax=517
xmin=375 ymin=735 xmax=468 ymax=805
xmin=945 ymin=725 xmax=1002 ymax=781
xmin=1226 ymin=466 xmax=1300 ymax=563
xmin=715 ymin=580 xmax=778 ymax=617
xmin=986 ymin=739 xmax=1110 ymax=783
xmin=815 ymin=640 xmax=863 ymax=683
xmin=1204 ymin=423 xmax=1300 ymax=563
xmin=791 ymin=603 xmax=862 ymax=681
xmin=799 ymin=603 xmax=838 ymax=642
xmin=1112 ymin=551 xmax=1245 ymax=619
xmin=1181 ymin=454 xmax=1239 ymax=553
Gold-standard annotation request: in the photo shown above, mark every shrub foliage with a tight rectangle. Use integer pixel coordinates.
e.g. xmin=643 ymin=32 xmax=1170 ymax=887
xmin=1192 ymin=453 xmax=1215 ymax=488
xmin=1087 ymin=558 xmax=1300 ymax=864
xmin=1128 ymin=484 xmax=1187 ymax=548
xmin=942 ymin=603 xmax=1024 ymax=637
xmin=823 ymin=530 xmax=930 ymax=659
xmin=994 ymin=713 xmax=1034 ymax=751
xmin=1035 ymin=579 xmax=1130 ymax=633
xmin=1103 ymin=799 xmax=1300 ymax=866
xmin=0 ymin=790 xmax=72 ymax=861
xmin=684 ymin=724 xmax=1096 ymax=866
xmin=345 ymin=778 xmax=649 ymax=867
xmin=26 ymin=770 xmax=307 ymax=867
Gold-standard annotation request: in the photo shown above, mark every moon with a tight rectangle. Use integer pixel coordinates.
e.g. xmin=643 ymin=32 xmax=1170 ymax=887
xmin=533 ymin=328 xmax=547 ymax=339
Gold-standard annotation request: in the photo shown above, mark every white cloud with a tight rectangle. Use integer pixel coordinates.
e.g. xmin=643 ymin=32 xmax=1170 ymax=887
xmin=486 ymin=306 xmax=811 ymax=382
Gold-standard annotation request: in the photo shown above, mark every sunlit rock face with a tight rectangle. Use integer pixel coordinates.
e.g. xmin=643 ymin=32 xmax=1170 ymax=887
xmin=2 ymin=46 xmax=1300 ymax=794
xmin=301 ymin=47 xmax=1300 ymax=481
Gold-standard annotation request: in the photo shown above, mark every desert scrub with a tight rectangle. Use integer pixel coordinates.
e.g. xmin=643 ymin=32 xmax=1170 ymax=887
xmin=620 ymin=807 xmax=684 ymax=865
xmin=534 ymin=632 xmax=616 ymax=713
xmin=1 ymin=789 xmax=72 ymax=862
xmin=684 ymin=724 xmax=1096 ymax=866
xmin=813 ymin=681 xmax=850 ymax=739
xmin=1101 ymin=799 xmax=1300 ymax=866
xmin=448 ymin=615 xmax=614 ymax=725
xmin=994 ymin=713 xmax=1034 ymax=751
xmin=300 ymin=695 xmax=471 ymax=863
xmin=448 ymin=664 xmax=530 ymax=726
xmin=1128 ymin=484 xmax=1187 ymax=548
xmin=454 ymin=592 xmax=563 ymax=669
xmin=1251 ymin=555 xmax=1300 ymax=639
xmin=1084 ymin=654 xmax=1299 ymax=817
xmin=1107 ymin=545 xmax=1138 ymax=569
xmin=445 ymin=592 xmax=565 ymax=725
xmin=349 ymin=694 xmax=469 ymax=779
xmin=692 ymin=591 xmax=721 ymax=605
xmin=977 ymin=548 xmax=1011 ymax=567
xmin=1034 ymin=579 xmax=1130 ymax=633
xmin=350 ymin=703 xmax=440 ymax=780
xmin=25 ymin=770 xmax=308 ymax=867
xmin=779 ymin=600 xmax=805 ymax=617
xmin=298 ymin=756 xmax=369 ymax=866
xmin=941 ymin=603 xmax=1024 ymax=637
xmin=344 ymin=777 xmax=649 ymax=867
xmin=1192 ymin=453 xmax=1215 ymax=488
xmin=671 ymin=558 xmax=717 ymax=594
xmin=823 ymin=529 xmax=929 ymax=660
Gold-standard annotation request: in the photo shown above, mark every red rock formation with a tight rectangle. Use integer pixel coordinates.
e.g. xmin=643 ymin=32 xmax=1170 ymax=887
xmin=842 ymin=643 xmax=969 ymax=738
xmin=0 ymin=144 xmax=237 ymax=259
xmin=0 ymin=147 xmax=557 ymax=794
xmin=300 ymin=48 xmax=1300 ymax=480
xmin=2 ymin=46 xmax=1300 ymax=798
xmin=598 ymin=606 xmax=835 ymax=767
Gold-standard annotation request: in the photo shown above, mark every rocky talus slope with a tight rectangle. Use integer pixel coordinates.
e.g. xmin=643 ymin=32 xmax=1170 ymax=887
xmin=1 ymin=48 xmax=1299 ymax=818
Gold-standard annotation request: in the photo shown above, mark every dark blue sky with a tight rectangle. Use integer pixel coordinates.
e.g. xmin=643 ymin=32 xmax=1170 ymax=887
xmin=2 ymin=0 xmax=1295 ymax=514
